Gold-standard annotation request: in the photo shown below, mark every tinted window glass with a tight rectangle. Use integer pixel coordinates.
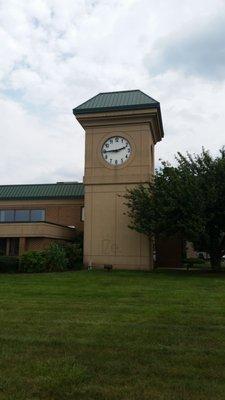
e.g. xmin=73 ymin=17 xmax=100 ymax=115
xmin=4 ymin=210 xmax=14 ymax=222
xmin=0 ymin=211 xmax=5 ymax=222
xmin=15 ymin=210 xmax=30 ymax=222
xmin=0 ymin=210 xmax=14 ymax=222
xmin=9 ymin=238 xmax=19 ymax=256
xmin=30 ymin=209 xmax=45 ymax=221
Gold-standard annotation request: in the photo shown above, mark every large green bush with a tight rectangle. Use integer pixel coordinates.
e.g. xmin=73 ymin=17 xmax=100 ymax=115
xmin=44 ymin=243 xmax=68 ymax=272
xmin=73 ymin=232 xmax=83 ymax=250
xmin=19 ymin=251 xmax=46 ymax=273
xmin=63 ymin=243 xmax=82 ymax=269
xmin=0 ymin=256 xmax=19 ymax=273
xmin=1 ymin=240 xmax=83 ymax=274
xmin=19 ymin=245 xmax=68 ymax=273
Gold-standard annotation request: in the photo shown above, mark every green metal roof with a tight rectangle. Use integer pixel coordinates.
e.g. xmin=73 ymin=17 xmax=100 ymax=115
xmin=0 ymin=182 xmax=84 ymax=201
xmin=73 ymin=89 xmax=160 ymax=115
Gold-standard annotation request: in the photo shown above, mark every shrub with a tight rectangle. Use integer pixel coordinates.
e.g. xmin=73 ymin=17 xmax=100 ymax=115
xmin=19 ymin=251 xmax=46 ymax=273
xmin=3 ymin=240 xmax=83 ymax=274
xmin=44 ymin=243 xmax=68 ymax=272
xmin=182 ymin=257 xmax=206 ymax=269
xmin=63 ymin=243 xmax=82 ymax=269
xmin=0 ymin=256 xmax=19 ymax=273
xmin=74 ymin=232 xmax=83 ymax=250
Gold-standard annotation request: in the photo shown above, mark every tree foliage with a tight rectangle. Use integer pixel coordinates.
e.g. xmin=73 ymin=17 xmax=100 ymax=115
xmin=124 ymin=148 xmax=225 ymax=269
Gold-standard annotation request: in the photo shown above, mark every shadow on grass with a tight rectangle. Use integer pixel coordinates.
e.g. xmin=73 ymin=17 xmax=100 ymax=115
xmin=153 ymin=266 xmax=225 ymax=278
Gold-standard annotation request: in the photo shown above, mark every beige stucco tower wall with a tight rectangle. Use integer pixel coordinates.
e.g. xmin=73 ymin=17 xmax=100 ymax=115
xmin=74 ymin=90 xmax=164 ymax=270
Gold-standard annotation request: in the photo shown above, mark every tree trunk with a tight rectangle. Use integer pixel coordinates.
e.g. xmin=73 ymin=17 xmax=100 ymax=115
xmin=210 ymin=251 xmax=222 ymax=271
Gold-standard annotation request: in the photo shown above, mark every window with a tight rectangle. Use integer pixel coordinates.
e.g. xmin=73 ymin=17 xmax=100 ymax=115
xmin=15 ymin=210 xmax=30 ymax=222
xmin=0 ymin=209 xmax=45 ymax=222
xmin=9 ymin=238 xmax=19 ymax=256
xmin=0 ymin=210 xmax=14 ymax=222
xmin=0 ymin=210 xmax=5 ymax=222
xmin=30 ymin=209 xmax=45 ymax=221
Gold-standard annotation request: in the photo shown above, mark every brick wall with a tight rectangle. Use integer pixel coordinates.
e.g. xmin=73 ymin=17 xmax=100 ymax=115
xmin=26 ymin=237 xmax=65 ymax=252
xmin=0 ymin=198 xmax=84 ymax=231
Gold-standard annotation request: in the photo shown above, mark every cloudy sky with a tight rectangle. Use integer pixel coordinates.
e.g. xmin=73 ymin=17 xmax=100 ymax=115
xmin=1 ymin=0 xmax=225 ymax=184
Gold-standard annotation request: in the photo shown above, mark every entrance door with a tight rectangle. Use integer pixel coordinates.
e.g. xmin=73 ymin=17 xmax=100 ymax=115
xmin=9 ymin=238 xmax=19 ymax=256
xmin=155 ymin=235 xmax=184 ymax=268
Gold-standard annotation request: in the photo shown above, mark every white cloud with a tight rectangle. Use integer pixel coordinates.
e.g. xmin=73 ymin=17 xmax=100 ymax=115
xmin=0 ymin=96 xmax=84 ymax=184
xmin=148 ymin=10 xmax=225 ymax=80
xmin=0 ymin=0 xmax=225 ymax=183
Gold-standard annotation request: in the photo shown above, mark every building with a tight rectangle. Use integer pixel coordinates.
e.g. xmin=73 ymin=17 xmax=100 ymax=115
xmin=73 ymin=90 xmax=163 ymax=270
xmin=0 ymin=182 xmax=84 ymax=256
xmin=0 ymin=89 xmax=176 ymax=270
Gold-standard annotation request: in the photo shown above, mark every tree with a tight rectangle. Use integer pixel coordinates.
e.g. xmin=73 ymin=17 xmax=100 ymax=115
xmin=124 ymin=148 xmax=225 ymax=270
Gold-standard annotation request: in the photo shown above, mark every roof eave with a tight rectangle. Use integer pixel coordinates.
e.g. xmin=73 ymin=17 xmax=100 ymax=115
xmin=0 ymin=195 xmax=84 ymax=201
xmin=157 ymin=104 xmax=164 ymax=139
xmin=74 ymin=105 xmax=164 ymax=143
xmin=73 ymin=102 xmax=160 ymax=116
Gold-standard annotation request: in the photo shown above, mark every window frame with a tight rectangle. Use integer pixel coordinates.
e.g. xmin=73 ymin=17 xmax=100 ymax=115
xmin=0 ymin=208 xmax=46 ymax=223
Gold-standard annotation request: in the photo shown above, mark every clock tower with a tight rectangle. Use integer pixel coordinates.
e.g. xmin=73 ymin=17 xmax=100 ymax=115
xmin=73 ymin=90 xmax=164 ymax=270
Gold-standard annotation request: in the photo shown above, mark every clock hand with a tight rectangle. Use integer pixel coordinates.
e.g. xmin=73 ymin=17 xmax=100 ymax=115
xmin=116 ymin=145 xmax=127 ymax=152
xmin=103 ymin=145 xmax=127 ymax=153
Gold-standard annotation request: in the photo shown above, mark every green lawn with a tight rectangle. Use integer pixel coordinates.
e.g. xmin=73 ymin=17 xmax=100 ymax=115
xmin=1 ymin=270 xmax=225 ymax=400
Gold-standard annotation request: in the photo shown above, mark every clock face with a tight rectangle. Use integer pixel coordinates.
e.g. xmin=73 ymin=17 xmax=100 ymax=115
xmin=101 ymin=136 xmax=131 ymax=166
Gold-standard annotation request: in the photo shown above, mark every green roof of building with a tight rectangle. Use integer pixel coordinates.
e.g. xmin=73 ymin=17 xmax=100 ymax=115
xmin=73 ymin=89 xmax=160 ymax=115
xmin=0 ymin=182 xmax=84 ymax=201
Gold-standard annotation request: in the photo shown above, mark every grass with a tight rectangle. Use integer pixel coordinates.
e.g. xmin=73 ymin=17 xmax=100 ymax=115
xmin=1 ymin=269 xmax=225 ymax=399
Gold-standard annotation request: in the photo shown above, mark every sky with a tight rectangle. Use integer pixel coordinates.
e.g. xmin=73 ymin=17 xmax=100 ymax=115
xmin=0 ymin=0 xmax=225 ymax=184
